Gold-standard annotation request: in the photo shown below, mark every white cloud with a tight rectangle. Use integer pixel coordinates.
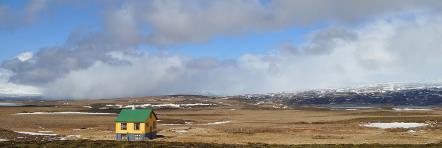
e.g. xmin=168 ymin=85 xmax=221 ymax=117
xmin=0 ymin=69 xmax=42 ymax=97
xmin=39 ymin=13 xmax=442 ymax=99
xmin=16 ymin=52 xmax=33 ymax=62
xmin=3 ymin=1 xmax=442 ymax=99
xmin=106 ymin=0 xmax=442 ymax=47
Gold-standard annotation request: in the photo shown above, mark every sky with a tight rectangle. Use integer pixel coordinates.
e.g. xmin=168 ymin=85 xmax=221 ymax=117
xmin=1 ymin=0 xmax=442 ymax=99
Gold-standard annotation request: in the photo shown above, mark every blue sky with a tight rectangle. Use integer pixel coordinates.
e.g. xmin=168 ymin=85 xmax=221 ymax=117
xmin=0 ymin=0 xmax=102 ymax=60
xmin=173 ymin=27 xmax=311 ymax=59
xmin=1 ymin=0 xmax=442 ymax=98
xmin=0 ymin=0 xmax=317 ymax=61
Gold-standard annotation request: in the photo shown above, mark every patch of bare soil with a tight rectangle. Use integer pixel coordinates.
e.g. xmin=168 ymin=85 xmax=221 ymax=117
xmin=158 ymin=118 xmax=196 ymax=124
xmin=0 ymin=128 xmax=60 ymax=141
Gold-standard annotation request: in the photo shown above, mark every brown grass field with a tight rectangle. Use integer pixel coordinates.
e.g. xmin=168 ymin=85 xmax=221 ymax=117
xmin=0 ymin=97 xmax=441 ymax=146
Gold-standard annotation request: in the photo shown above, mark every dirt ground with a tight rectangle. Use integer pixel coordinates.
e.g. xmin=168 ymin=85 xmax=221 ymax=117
xmin=0 ymin=98 xmax=441 ymax=145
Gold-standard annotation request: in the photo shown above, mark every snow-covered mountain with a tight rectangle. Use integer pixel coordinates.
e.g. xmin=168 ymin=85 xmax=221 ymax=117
xmin=229 ymin=83 xmax=442 ymax=106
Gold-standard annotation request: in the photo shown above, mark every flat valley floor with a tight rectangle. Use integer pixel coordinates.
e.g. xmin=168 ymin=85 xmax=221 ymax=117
xmin=0 ymin=97 xmax=441 ymax=145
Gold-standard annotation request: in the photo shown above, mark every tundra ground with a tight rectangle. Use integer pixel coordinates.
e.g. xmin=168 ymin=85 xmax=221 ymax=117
xmin=0 ymin=97 xmax=441 ymax=145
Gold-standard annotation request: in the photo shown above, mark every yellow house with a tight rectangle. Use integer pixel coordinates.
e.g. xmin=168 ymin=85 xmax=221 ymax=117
xmin=115 ymin=108 xmax=158 ymax=140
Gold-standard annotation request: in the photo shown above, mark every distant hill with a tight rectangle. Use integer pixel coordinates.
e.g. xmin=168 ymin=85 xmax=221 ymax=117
xmin=0 ymin=96 xmax=42 ymax=101
xmin=229 ymin=83 xmax=442 ymax=106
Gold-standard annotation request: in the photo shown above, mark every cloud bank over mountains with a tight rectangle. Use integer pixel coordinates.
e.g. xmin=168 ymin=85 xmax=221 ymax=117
xmin=1 ymin=0 xmax=442 ymax=99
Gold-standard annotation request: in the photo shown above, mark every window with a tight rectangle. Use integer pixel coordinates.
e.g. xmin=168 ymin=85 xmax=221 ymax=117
xmin=134 ymin=123 xmax=140 ymax=130
xmin=121 ymin=123 xmax=127 ymax=130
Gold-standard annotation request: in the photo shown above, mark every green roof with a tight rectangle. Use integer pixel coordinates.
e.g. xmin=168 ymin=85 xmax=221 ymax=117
xmin=115 ymin=109 xmax=156 ymax=122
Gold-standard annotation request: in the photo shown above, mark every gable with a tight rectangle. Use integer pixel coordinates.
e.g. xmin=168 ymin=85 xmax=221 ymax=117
xmin=115 ymin=109 xmax=154 ymax=122
xmin=151 ymin=111 xmax=158 ymax=120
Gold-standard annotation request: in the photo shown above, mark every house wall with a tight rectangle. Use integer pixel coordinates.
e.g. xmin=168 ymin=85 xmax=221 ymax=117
xmin=115 ymin=133 xmax=156 ymax=141
xmin=145 ymin=113 xmax=158 ymax=133
xmin=115 ymin=112 xmax=158 ymax=140
xmin=115 ymin=122 xmax=146 ymax=134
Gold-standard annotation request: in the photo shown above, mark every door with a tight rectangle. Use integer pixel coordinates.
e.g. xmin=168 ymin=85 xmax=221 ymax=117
xmin=121 ymin=134 xmax=128 ymax=141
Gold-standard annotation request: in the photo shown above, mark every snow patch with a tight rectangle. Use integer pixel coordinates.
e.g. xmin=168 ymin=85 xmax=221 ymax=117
xmin=16 ymin=131 xmax=57 ymax=136
xmin=331 ymin=106 xmax=374 ymax=110
xmin=104 ymin=103 xmax=215 ymax=109
xmin=175 ymin=130 xmax=188 ymax=133
xmin=67 ymin=135 xmax=81 ymax=138
xmin=161 ymin=122 xmax=193 ymax=126
xmin=161 ymin=124 xmax=184 ymax=126
xmin=392 ymin=108 xmax=432 ymax=111
xmin=0 ymin=139 xmax=8 ymax=142
xmin=345 ymin=109 xmax=358 ymax=111
xmin=105 ymin=104 xmax=123 ymax=108
xmin=15 ymin=112 xmax=116 ymax=115
xmin=180 ymin=103 xmax=213 ymax=107
xmin=60 ymin=135 xmax=82 ymax=140
xmin=82 ymin=106 xmax=93 ymax=108
xmin=362 ymin=122 xmax=428 ymax=129
xmin=207 ymin=121 xmax=231 ymax=125
xmin=151 ymin=104 xmax=180 ymax=108
xmin=125 ymin=104 xmax=153 ymax=108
